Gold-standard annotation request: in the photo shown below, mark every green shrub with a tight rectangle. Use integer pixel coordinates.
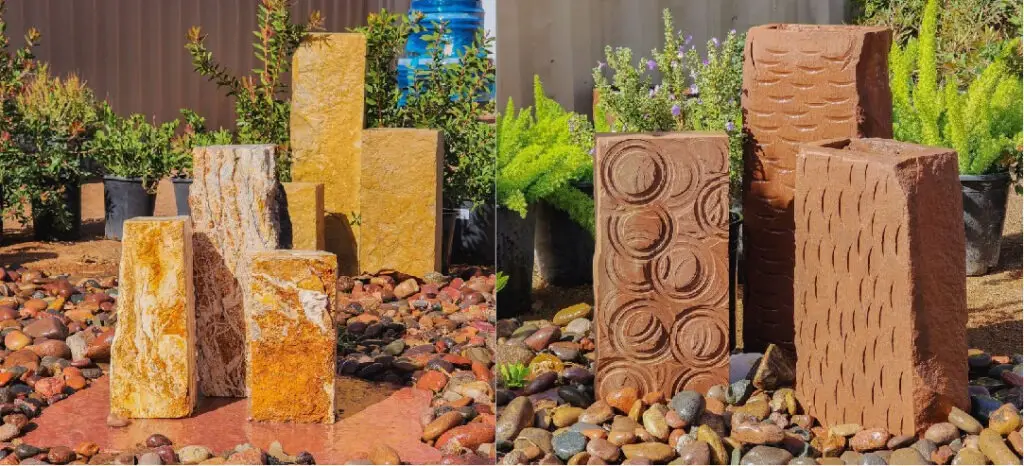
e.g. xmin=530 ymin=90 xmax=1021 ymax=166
xmin=890 ymin=0 xmax=1022 ymax=176
xmin=593 ymin=9 xmax=746 ymax=206
xmin=186 ymin=0 xmax=322 ymax=181
xmin=5 ymin=66 xmax=99 ymax=230
xmin=853 ymin=0 xmax=1022 ymax=86
xmin=497 ymin=76 xmax=593 ymax=232
xmin=88 ymin=105 xmax=179 ymax=191
xmin=169 ymin=109 xmax=234 ymax=178
xmin=357 ymin=12 xmax=495 ymax=207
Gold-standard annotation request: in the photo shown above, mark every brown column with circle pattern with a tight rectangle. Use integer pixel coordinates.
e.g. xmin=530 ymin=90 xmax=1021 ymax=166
xmin=594 ymin=132 xmax=731 ymax=399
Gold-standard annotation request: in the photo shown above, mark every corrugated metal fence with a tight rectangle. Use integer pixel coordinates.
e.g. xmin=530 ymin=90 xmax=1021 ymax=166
xmin=497 ymin=0 xmax=851 ymax=114
xmin=4 ymin=0 xmax=411 ymax=130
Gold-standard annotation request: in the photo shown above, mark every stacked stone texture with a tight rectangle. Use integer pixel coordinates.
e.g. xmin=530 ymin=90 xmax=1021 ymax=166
xmin=594 ymin=133 xmax=731 ymax=399
xmin=359 ymin=128 xmax=444 ymax=276
xmin=291 ymin=33 xmax=366 ymax=275
xmin=794 ymin=138 xmax=968 ymax=435
xmin=110 ymin=216 xmax=196 ymax=418
xmin=190 ymin=145 xmax=282 ymax=398
xmin=741 ymin=24 xmax=893 ymax=352
xmin=247 ymin=250 xmax=337 ymax=423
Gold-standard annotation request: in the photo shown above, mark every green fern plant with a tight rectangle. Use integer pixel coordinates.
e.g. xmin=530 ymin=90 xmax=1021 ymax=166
xmin=496 ymin=76 xmax=593 ymax=226
xmin=498 ymin=362 xmax=529 ymax=389
xmin=891 ymin=0 xmax=1023 ymax=176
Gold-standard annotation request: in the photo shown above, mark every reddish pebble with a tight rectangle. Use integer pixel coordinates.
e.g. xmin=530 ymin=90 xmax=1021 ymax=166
xmin=435 ymin=423 xmax=495 ymax=451
xmin=415 ymin=370 xmax=449 ymax=392
xmin=34 ymin=376 xmax=64 ymax=397
xmin=74 ymin=442 xmax=100 ymax=457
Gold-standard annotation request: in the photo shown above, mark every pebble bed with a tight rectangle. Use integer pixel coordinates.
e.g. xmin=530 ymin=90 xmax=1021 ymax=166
xmin=335 ymin=267 xmax=497 ymax=464
xmin=495 ymin=303 xmax=1024 ymax=465
xmin=0 ymin=265 xmax=498 ymax=465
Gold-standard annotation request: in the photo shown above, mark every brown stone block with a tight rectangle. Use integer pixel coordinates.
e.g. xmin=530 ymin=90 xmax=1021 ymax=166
xmin=359 ymin=128 xmax=443 ymax=276
xmin=290 ymin=33 xmax=366 ymax=276
xmin=794 ymin=138 xmax=967 ymax=435
xmin=594 ymin=132 xmax=731 ymax=399
xmin=741 ymin=24 xmax=893 ymax=352
xmin=110 ymin=216 xmax=196 ymax=418
xmin=283 ymin=182 xmax=325 ymax=251
xmin=190 ymin=145 xmax=282 ymax=398
xmin=247 ymin=250 xmax=337 ymax=423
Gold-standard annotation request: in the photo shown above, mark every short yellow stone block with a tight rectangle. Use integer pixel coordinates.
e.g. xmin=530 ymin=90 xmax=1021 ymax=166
xmin=283 ymin=182 xmax=325 ymax=251
xmin=359 ymin=128 xmax=443 ymax=276
xmin=247 ymin=250 xmax=337 ymax=423
xmin=290 ymin=33 xmax=366 ymax=276
xmin=110 ymin=216 xmax=196 ymax=418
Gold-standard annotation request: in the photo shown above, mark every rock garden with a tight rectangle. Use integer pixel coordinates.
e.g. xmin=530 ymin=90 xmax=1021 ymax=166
xmin=0 ymin=0 xmax=496 ymax=464
xmin=495 ymin=1 xmax=1022 ymax=465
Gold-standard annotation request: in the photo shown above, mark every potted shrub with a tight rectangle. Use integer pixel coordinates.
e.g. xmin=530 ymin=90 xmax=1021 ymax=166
xmin=89 ymin=105 xmax=179 ymax=240
xmin=357 ymin=10 xmax=496 ymax=269
xmin=0 ymin=5 xmax=39 ymax=244
xmin=890 ymin=0 xmax=1023 ymax=276
xmin=169 ymin=109 xmax=233 ymax=216
xmin=5 ymin=66 xmax=98 ymax=241
xmin=593 ymin=12 xmax=747 ymax=327
xmin=496 ymin=77 xmax=593 ymax=317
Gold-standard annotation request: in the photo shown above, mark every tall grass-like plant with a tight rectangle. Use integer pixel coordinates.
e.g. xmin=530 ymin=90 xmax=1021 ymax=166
xmin=186 ymin=0 xmax=323 ymax=181
xmin=890 ymin=0 xmax=1022 ymax=177
xmin=497 ymin=77 xmax=593 ymax=233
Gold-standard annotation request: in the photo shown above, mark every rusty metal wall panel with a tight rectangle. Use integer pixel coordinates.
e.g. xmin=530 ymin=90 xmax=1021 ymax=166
xmin=4 ymin=0 xmax=410 ymax=130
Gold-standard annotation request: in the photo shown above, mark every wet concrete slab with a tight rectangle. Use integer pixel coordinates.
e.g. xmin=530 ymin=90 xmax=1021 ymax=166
xmin=23 ymin=376 xmax=442 ymax=464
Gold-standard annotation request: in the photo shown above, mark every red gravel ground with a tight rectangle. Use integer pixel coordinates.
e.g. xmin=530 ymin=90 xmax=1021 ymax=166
xmin=23 ymin=376 xmax=442 ymax=464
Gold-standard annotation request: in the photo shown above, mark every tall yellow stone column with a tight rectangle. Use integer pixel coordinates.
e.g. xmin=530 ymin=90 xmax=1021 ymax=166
xmin=247 ymin=250 xmax=337 ymax=423
xmin=359 ymin=129 xmax=444 ymax=276
xmin=291 ymin=33 xmax=366 ymax=276
xmin=283 ymin=182 xmax=325 ymax=250
xmin=110 ymin=216 xmax=196 ymax=418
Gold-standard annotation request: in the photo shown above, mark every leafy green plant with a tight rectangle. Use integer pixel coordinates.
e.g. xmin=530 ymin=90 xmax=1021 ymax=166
xmin=169 ymin=109 xmax=233 ymax=178
xmin=5 ymin=65 xmax=99 ymax=230
xmin=498 ymin=362 xmax=529 ymax=389
xmin=357 ymin=14 xmax=495 ymax=207
xmin=352 ymin=9 xmax=423 ymax=129
xmin=494 ymin=271 xmax=509 ymax=293
xmin=681 ymin=30 xmax=745 ymax=204
xmin=0 ymin=0 xmax=39 ymax=170
xmin=890 ymin=0 xmax=1022 ymax=176
xmin=88 ymin=105 xmax=180 ymax=191
xmin=593 ymin=10 xmax=746 ymax=206
xmin=185 ymin=0 xmax=322 ymax=181
xmin=497 ymin=77 xmax=593 ymax=231
xmin=853 ymin=0 xmax=1022 ymax=86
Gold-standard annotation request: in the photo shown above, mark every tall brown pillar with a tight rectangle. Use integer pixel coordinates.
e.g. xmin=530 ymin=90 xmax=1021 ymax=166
xmin=741 ymin=24 xmax=893 ymax=351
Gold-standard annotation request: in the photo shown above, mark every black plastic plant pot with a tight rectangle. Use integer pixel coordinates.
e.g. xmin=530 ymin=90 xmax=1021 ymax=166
xmin=172 ymin=177 xmax=192 ymax=217
xmin=103 ymin=176 xmax=157 ymax=240
xmin=444 ymin=201 xmax=495 ymax=271
xmin=534 ymin=185 xmax=595 ymax=287
xmin=728 ymin=210 xmax=743 ymax=350
xmin=961 ymin=172 xmax=1010 ymax=276
xmin=497 ymin=204 xmax=537 ymax=319
xmin=32 ymin=180 xmax=82 ymax=242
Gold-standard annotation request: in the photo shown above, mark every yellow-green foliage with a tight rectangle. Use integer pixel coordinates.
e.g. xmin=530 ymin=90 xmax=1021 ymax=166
xmin=891 ymin=0 xmax=1022 ymax=175
xmin=497 ymin=76 xmax=593 ymax=221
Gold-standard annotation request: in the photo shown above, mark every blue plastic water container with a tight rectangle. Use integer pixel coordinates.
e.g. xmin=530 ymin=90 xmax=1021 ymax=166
xmin=404 ymin=0 xmax=485 ymax=60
